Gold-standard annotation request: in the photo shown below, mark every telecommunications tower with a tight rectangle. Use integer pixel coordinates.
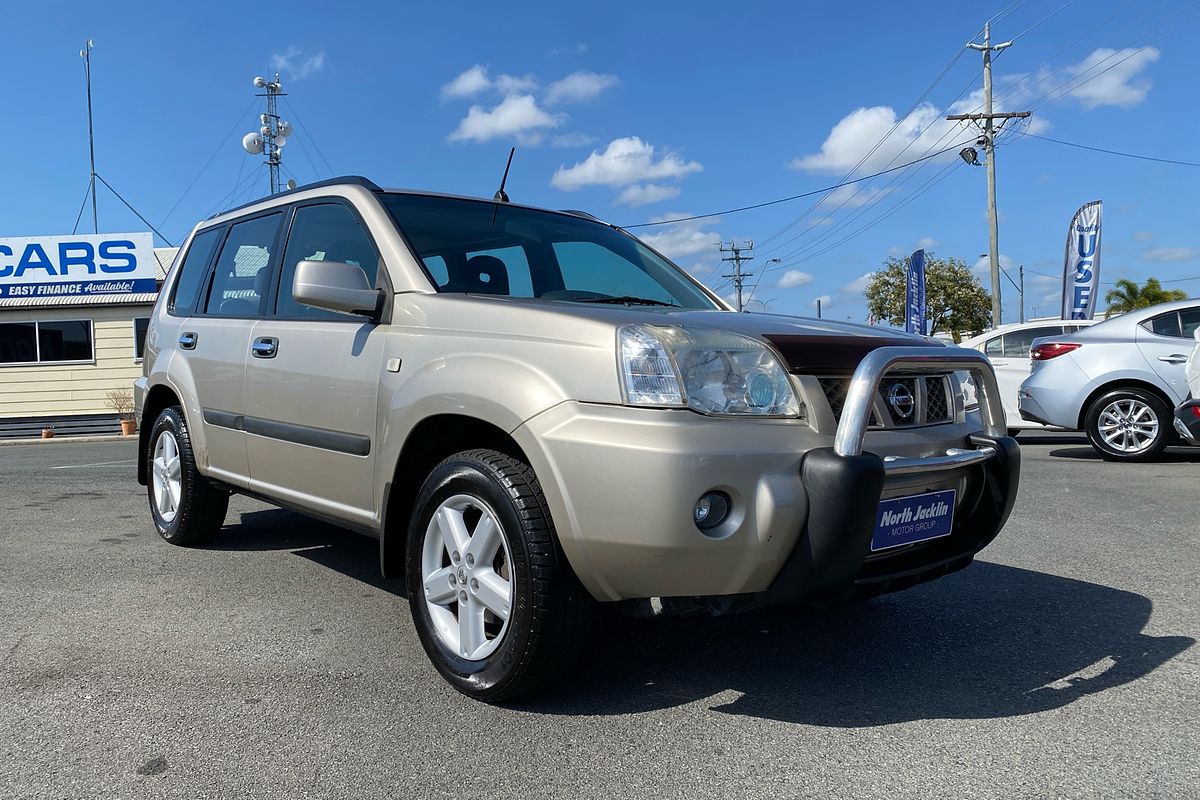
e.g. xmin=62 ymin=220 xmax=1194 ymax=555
xmin=242 ymin=74 xmax=294 ymax=195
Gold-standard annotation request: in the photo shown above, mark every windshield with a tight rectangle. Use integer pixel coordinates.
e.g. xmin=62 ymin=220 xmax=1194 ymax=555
xmin=379 ymin=193 xmax=720 ymax=309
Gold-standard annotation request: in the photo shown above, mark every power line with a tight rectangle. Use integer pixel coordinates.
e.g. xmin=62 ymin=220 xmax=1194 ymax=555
xmin=158 ymin=97 xmax=259 ymax=230
xmin=622 ymin=140 xmax=974 ymax=229
xmin=1009 ymin=0 xmax=1080 ymax=41
xmin=1011 ymin=128 xmax=1200 ymax=167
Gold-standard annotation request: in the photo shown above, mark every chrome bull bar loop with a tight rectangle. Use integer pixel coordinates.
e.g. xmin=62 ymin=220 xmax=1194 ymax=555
xmin=832 ymin=346 xmax=1007 ymax=467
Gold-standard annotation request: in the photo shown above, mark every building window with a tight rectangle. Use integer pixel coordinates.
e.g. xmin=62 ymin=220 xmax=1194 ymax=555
xmin=0 ymin=320 xmax=94 ymax=366
xmin=133 ymin=317 xmax=150 ymax=361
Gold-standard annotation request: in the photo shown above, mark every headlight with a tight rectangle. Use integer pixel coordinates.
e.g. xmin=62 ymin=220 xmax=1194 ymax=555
xmin=618 ymin=324 xmax=803 ymax=417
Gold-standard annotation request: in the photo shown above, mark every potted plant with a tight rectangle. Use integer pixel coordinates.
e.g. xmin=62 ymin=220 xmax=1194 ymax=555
xmin=105 ymin=388 xmax=137 ymax=436
xmin=41 ymin=426 xmax=54 ymax=440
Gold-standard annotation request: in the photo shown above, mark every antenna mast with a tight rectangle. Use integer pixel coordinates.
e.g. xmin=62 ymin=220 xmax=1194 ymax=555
xmin=244 ymin=74 xmax=292 ymax=195
xmin=80 ymin=39 xmax=98 ymax=233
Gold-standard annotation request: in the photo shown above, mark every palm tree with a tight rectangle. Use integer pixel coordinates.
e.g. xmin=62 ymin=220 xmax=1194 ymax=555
xmin=1104 ymin=278 xmax=1187 ymax=318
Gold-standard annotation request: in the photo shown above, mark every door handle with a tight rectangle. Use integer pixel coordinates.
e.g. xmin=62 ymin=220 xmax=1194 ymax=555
xmin=251 ymin=337 xmax=279 ymax=359
xmin=178 ymin=332 xmax=198 ymax=350
xmin=1158 ymin=354 xmax=1189 ymax=365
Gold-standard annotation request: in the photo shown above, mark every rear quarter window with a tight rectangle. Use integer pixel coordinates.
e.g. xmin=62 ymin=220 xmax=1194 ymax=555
xmin=169 ymin=227 xmax=223 ymax=315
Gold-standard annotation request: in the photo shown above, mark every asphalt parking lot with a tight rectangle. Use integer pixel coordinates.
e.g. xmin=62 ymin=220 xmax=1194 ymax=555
xmin=1 ymin=434 xmax=1196 ymax=799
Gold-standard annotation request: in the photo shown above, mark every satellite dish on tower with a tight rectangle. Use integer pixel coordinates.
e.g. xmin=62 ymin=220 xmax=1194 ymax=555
xmin=254 ymin=76 xmax=266 ymax=88
xmin=242 ymin=132 xmax=264 ymax=155
xmin=286 ymin=179 xmax=298 ymax=190
xmin=277 ymin=120 xmax=292 ymax=137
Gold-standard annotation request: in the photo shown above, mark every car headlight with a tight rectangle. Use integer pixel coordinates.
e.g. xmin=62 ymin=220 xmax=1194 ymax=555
xmin=617 ymin=324 xmax=803 ymax=417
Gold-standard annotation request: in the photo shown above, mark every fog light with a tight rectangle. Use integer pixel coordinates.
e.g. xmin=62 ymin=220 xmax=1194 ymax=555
xmin=694 ymin=491 xmax=730 ymax=530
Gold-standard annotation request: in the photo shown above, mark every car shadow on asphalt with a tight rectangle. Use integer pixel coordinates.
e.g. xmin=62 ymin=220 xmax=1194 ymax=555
xmin=1049 ymin=446 xmax=1200 ymax=462
xmin=529 ymin=562 xmax=1194 ymax=726
xmin=207 ymin=509 xmax=1193 ymax=728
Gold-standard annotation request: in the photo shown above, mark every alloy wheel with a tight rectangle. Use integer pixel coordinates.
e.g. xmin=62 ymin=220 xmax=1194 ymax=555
xmin=1097 ymin=398 xmax=1159 ymax=454
xmin=420 ymin=494 xmax=513 ymax=661
xmin=151 ymin=430 xmax=183 ymax=523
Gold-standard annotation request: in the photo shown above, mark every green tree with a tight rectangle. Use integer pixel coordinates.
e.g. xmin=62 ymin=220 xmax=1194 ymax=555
xmin=863 ymin=253 xmax=991 ymax=342
xmin=1103 ymin=278 xmax=1187 ymax=318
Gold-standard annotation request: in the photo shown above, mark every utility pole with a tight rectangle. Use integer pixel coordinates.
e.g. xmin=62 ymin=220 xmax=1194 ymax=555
xmin=1019 ymin=264 xmax=1025 ymax=323
xmin=949 ymin=21 xmax=1029 ymax=330
xmin=816 ymin=298 xmax=822 ymax=318
xmin=719 ymin=241 xmax=755 ymax=312
xmin=80 ymin=39 xmax=98 ymax=233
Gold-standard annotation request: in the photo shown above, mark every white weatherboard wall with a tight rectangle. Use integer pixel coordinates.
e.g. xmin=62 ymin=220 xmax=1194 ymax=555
xmin=0 ymin=304 xmax=151 ymax=419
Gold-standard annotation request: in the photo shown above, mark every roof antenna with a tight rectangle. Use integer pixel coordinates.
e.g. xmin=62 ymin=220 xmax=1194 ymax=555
xmin=494 ymin=147 xmax=515 ymax=202
xmin=490 ymin=147 xmax=515 ymax=228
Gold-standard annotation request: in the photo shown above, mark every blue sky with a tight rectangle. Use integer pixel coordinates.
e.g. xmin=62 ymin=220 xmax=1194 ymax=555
xmin=1 ymin=0 xmax=1197 ymax=324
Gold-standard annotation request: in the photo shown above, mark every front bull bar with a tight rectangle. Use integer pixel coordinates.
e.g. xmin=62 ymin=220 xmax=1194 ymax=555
xmin=767 ymin=345 xmax=1019 ymax=604
xmin=834 ymin=345 xmax=1007 ymax=471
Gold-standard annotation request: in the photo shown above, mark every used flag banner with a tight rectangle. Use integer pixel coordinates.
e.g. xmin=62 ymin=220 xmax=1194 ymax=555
xmin=1061 ymin=201 xmax=1102 ymax=320
xmin=905 ymin=248 xmax=926 ymax=335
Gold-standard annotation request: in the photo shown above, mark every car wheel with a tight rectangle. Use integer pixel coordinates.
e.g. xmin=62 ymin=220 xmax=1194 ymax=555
xmin=147 ymin=406 xmax=229 ymax=545
xmin=406 ymin=449 xmax=591 ymax=703
xmin=1084 ymin=388 xmax=1171 ymax=462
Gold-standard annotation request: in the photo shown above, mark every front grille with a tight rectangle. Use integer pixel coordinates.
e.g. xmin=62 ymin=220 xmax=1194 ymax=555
xmin=817 ymin=374 xmax=953 ymax=428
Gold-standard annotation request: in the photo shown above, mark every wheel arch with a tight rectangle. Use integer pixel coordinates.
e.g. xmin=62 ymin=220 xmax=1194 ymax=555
xmin=380 ymin=414 xmax=531 ymax=580
xmin=1077 ymin=378 xmax=1175 ymax=430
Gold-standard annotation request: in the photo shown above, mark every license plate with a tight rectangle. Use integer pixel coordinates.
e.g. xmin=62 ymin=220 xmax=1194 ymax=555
xmin=871 ymin=489 xmax=956 ymax=552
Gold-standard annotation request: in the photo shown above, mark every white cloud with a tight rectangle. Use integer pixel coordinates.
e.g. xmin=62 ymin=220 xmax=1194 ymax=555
xmin=441 ymin=65 xmax=540 ymax=100
xmin=811 ymin=294 xmax=833 ymax=310
xmin=1132 ymin=231 xmax=1154 ymax=242
xmin=1144 ymin=247 xmax=1200 ymax=262
xmin=551 ymin=137 xmax=702 ymax=190
xmin=1064 ymin=48 xmax=1160 ymax=109
xmin=448 ymin=94 xmax=563 ymax=144
xmin=551 ymin=132 xmax=598 ymax=148
xmin=840 ymin=272 xmax=873 ymax=293
xmin=441 ymin=65 xmax=491 ymax=99
xmin=819 ymin=184 xmax=893 ymax=209
xmin=917 ymin=236 xmax=940 ymax=250
xmin=638 ymin=214 xmax=721 ymax=261
xmin=545 ymin=71 xmax=619 ymax=104
xmin=615 ymin=183 xmax=680 ymax=207
xmin=793 ymin=47 xmax=1160 ymax=178
xmin=269 ymin=47 xmax=326 ymax=80
xmin=778 ymin=270 xmax=813 ymax=289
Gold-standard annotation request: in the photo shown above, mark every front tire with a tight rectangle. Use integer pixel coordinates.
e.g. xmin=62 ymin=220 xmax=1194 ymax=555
xmin=1083 ymin=388 xmax=1171 ymax=462
xmin=146 ymin=406 xmax=228 ymax=545
xmin=406 ymin=449 xmax=590 ymax=703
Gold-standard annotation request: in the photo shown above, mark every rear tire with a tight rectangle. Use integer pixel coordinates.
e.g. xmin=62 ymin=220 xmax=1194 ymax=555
xmin=146 ymin=406 xmax=228 ymax=545
xmin=406 ymin=449 xmax=590 ymax=703
xmin=1083 ymin=388 xmax=1171 ymax=462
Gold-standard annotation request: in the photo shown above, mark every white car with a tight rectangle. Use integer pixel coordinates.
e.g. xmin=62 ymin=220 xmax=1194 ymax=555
xmin=961 ymin=318 xmax=1098 ymax=432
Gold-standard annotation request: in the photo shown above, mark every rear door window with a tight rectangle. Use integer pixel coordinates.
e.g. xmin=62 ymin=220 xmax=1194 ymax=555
xmin=1180 ymin=307 xmax=1200 ymax=339
xmin=1145 ymin=312 xmax=1182 ymax=338
xmin=204 ymin=213 xmax=283 ymax=317
xmin=984 ymin=336 xmax=1003 ymax=357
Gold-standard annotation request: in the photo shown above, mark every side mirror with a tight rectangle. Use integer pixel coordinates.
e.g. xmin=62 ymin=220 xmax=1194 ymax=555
xmin=293 ymin=260 xmax=384 ymax=321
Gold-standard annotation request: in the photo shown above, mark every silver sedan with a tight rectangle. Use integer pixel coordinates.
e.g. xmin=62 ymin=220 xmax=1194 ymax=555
xmin=1018 ymin=299 xmax=1200 ymax=461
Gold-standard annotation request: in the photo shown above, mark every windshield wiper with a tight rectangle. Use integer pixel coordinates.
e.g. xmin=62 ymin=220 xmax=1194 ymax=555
xmin=574 ymin=295 xmax=678 ymax=307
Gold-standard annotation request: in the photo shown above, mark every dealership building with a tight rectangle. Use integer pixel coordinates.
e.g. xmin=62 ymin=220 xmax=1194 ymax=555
xmin=0 ymin=232 xmax=176 ymax=438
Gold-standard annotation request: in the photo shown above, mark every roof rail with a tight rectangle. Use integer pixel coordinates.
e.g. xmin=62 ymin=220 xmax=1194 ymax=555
xmin=559 ymin=209 xmax=602 ymax=221
xmin=209 ymin=176 xmax=382 ymax=219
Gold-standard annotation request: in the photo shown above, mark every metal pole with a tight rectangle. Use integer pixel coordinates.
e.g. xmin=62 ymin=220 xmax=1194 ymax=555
xmin=267 ymin=75 xmax=280 ymax=195
xmin=816 ymin=298 xmax=822 ymax=318
xmin=82 ymin=40 xmax=98 ymax=233
xmin=982 ymin=22 xmax=1002 ymax=329
xmin=1019 ymin=264 xmax=1025 ymax=323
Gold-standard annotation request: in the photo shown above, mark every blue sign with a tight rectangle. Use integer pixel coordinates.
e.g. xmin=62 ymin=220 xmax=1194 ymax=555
xmin=905 ymin=248 xmax=926 ymax=335
xmin=872 ymin=489 xmax=956 ymax=552
xmin=0 ymin=232 xmax=156 ymax=298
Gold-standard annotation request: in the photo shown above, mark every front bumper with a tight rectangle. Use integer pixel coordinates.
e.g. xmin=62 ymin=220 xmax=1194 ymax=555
xmin=516 ymin=346 xmax=1018 ymax=604
xmin=1173 ymin=400 xmax=1200 ymax=444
